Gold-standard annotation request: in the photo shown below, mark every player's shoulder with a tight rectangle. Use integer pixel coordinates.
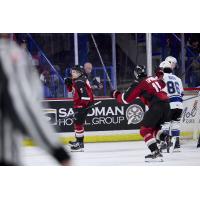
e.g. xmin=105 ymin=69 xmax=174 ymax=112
xmin=137 ymin=77 xmax=153 ymax=88
xmin=129 ymin=80 xmax=139 ymax=88
xmin=164 ymin=73 xmax=179 ymax=80
xmin=172 ymin=74 xmax=182 ymax=82
xmin=175 ymin=75 xmax=182 ymax=81
xmin=143 ymin=76 xmax=158 ymax=83
xmin=164 ymin=73 xmax=173 ymax=77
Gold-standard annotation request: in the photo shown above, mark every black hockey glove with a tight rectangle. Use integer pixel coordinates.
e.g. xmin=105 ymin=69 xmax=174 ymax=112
xmin=93 ymin=77 xmax=103 ymax=89
xmin=64 ymin=77 xmax=72 ymax=87
xmin=110 ymin=90 xmax=121 ymax=98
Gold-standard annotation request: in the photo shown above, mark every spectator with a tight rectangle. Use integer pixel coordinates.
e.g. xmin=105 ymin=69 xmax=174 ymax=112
xmin=188 ymin=36 xmax=200 ymax=55
xmin=186 ymin=34 xmax=200 ymax=86
xmin=189 ymin=59 xmax=200 ymax=87
xmin=40 ymin=69 xmax=53 ymax=98
xmin=84 ymin=62 xmax=103 ymax=96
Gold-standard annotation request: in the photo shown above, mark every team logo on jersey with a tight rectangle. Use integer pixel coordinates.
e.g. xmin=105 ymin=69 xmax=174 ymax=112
xmin=43 ymin=109 xmax=57 ymax=125
xmin=126 ymin=104 xmax=144 ymax=125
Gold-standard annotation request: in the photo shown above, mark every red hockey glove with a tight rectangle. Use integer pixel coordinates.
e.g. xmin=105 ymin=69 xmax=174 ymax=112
xmin=155 ymin=67 xmax=164 ymax=79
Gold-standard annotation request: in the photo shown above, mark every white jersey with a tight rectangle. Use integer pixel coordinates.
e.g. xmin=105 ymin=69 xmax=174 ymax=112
xmin=163 ymin=73 xmax=184 ymax=109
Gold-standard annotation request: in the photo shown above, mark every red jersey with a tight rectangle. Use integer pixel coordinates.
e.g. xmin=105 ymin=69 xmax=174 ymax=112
xmin=116 ymin=76 xmax=169 ymax=107
xmin=67 ymin=75 xmax=94 ymax=108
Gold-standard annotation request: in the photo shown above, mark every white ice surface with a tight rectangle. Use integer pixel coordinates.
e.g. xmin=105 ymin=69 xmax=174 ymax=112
xmin=22 ymin=140 xmax=200 ymax=166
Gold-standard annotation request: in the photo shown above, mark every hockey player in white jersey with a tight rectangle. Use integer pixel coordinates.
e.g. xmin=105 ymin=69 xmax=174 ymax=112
xmin=159 ymin=59 xmax=184 ymax=150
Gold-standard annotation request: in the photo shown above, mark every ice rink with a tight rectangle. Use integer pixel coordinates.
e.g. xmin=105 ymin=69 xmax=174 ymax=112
xmin=22 ymin=140 xmax=200 ymax=166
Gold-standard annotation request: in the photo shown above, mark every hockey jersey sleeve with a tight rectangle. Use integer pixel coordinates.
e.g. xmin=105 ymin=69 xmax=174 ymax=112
xmin=116 ymin=81 xmax=141 ymax=104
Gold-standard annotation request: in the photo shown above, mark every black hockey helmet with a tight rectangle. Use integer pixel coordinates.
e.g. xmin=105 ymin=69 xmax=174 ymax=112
xmin=134 ymin=65 xmax=147 ymax=79
xmin=71 ymin=65 xmax=85 ymax=74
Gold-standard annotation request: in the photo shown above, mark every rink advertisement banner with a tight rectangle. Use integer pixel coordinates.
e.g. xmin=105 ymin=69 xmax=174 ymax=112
xmin=180 ymin=95 xmax=200 ymax=133
xmin=42 ymin=98 xmax=145 ymax=133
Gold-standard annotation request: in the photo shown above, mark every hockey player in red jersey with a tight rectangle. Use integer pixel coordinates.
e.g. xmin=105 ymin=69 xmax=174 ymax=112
xmin=65 ymin=65 xmax=94 ymax=151
xmin=111 ymin=65 xmax=171 ymax=161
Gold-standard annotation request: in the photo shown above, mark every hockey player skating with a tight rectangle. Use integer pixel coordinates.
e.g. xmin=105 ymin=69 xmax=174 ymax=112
xmin=159 ymin=58 xmax=184 ymax=151
xmin=65 ymin=65 xmax=94 ymax=151
xmin=111 ymin=65 xmax=170 ymax=162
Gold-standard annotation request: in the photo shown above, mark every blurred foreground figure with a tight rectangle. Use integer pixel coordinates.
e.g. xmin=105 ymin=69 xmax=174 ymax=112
xmin=0 ymin=36 xmax=70 ymax=165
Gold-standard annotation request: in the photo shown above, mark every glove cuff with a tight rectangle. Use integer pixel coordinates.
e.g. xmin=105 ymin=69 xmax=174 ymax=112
xmin=111 ymin=90 xmax=121 ymax=98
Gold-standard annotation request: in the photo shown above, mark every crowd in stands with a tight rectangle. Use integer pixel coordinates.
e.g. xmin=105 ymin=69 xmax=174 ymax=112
xmin=185 ymin=34 xmax=200 ymax=87
xmin=150 ymin=33 xmax=200 ymax=87
xmin=13 ymin=33 xmax=200 ymax=98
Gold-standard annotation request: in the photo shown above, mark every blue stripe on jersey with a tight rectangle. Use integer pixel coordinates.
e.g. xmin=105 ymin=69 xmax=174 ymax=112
xmin=170 ymin=94 xmax=182 ymax=97
xmin=169 ymin=96 xmax=183 ymax=102
xmin=171 ymin=129 xmax=180 ymax=137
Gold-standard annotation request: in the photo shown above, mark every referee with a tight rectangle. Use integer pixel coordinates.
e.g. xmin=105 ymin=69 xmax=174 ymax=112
xmin=0 ymin=35 xmax=71 ymax=165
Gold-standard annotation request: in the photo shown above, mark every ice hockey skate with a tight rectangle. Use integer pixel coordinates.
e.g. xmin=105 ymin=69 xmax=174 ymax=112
xmin=68 ymin=140 xmax=77 ymax=146
xmin=158 ymin=134 xmax=172 ymax=153
xmin=158 ymin=141 xmax=167 ymax=153
xmin=70 ymin=141 xmax=84 ymax=152
xmin=145 ymin=150 xmax=163 ymax=162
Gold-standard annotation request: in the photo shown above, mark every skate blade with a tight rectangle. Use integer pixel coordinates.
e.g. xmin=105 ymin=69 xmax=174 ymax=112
xmin=145 ymin=157 xmax=164 ymax=163
xmin=70 ymin=148 xmax=84 ymax=152
xmin=162 ymin=149 xmax=181 ymax=153
xmin=68 ymin=141 xmax=77 ymax=146
xmin=173 ymin=148 xmax=181 ymax=153
xmin=161 ymin=149 xmax=170 ymax=153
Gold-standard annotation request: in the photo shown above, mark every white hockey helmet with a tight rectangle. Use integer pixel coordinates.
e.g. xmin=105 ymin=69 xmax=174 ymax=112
xmin=165 ymin=56 xmax=177 ymax=69
xmin=159 ymin=61 xmax=172 ymax=69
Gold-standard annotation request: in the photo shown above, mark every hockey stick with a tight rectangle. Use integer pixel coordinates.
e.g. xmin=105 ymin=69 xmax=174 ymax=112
xmin=91 ymin=34 xmax=114 ymax=90
xmin=183 ymin=95 xmax=199 ymax=102
xmin=169 ymin=137 xmax=178 ymax=154
xmin=64 ymin=101 xmax=102 ymax=119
